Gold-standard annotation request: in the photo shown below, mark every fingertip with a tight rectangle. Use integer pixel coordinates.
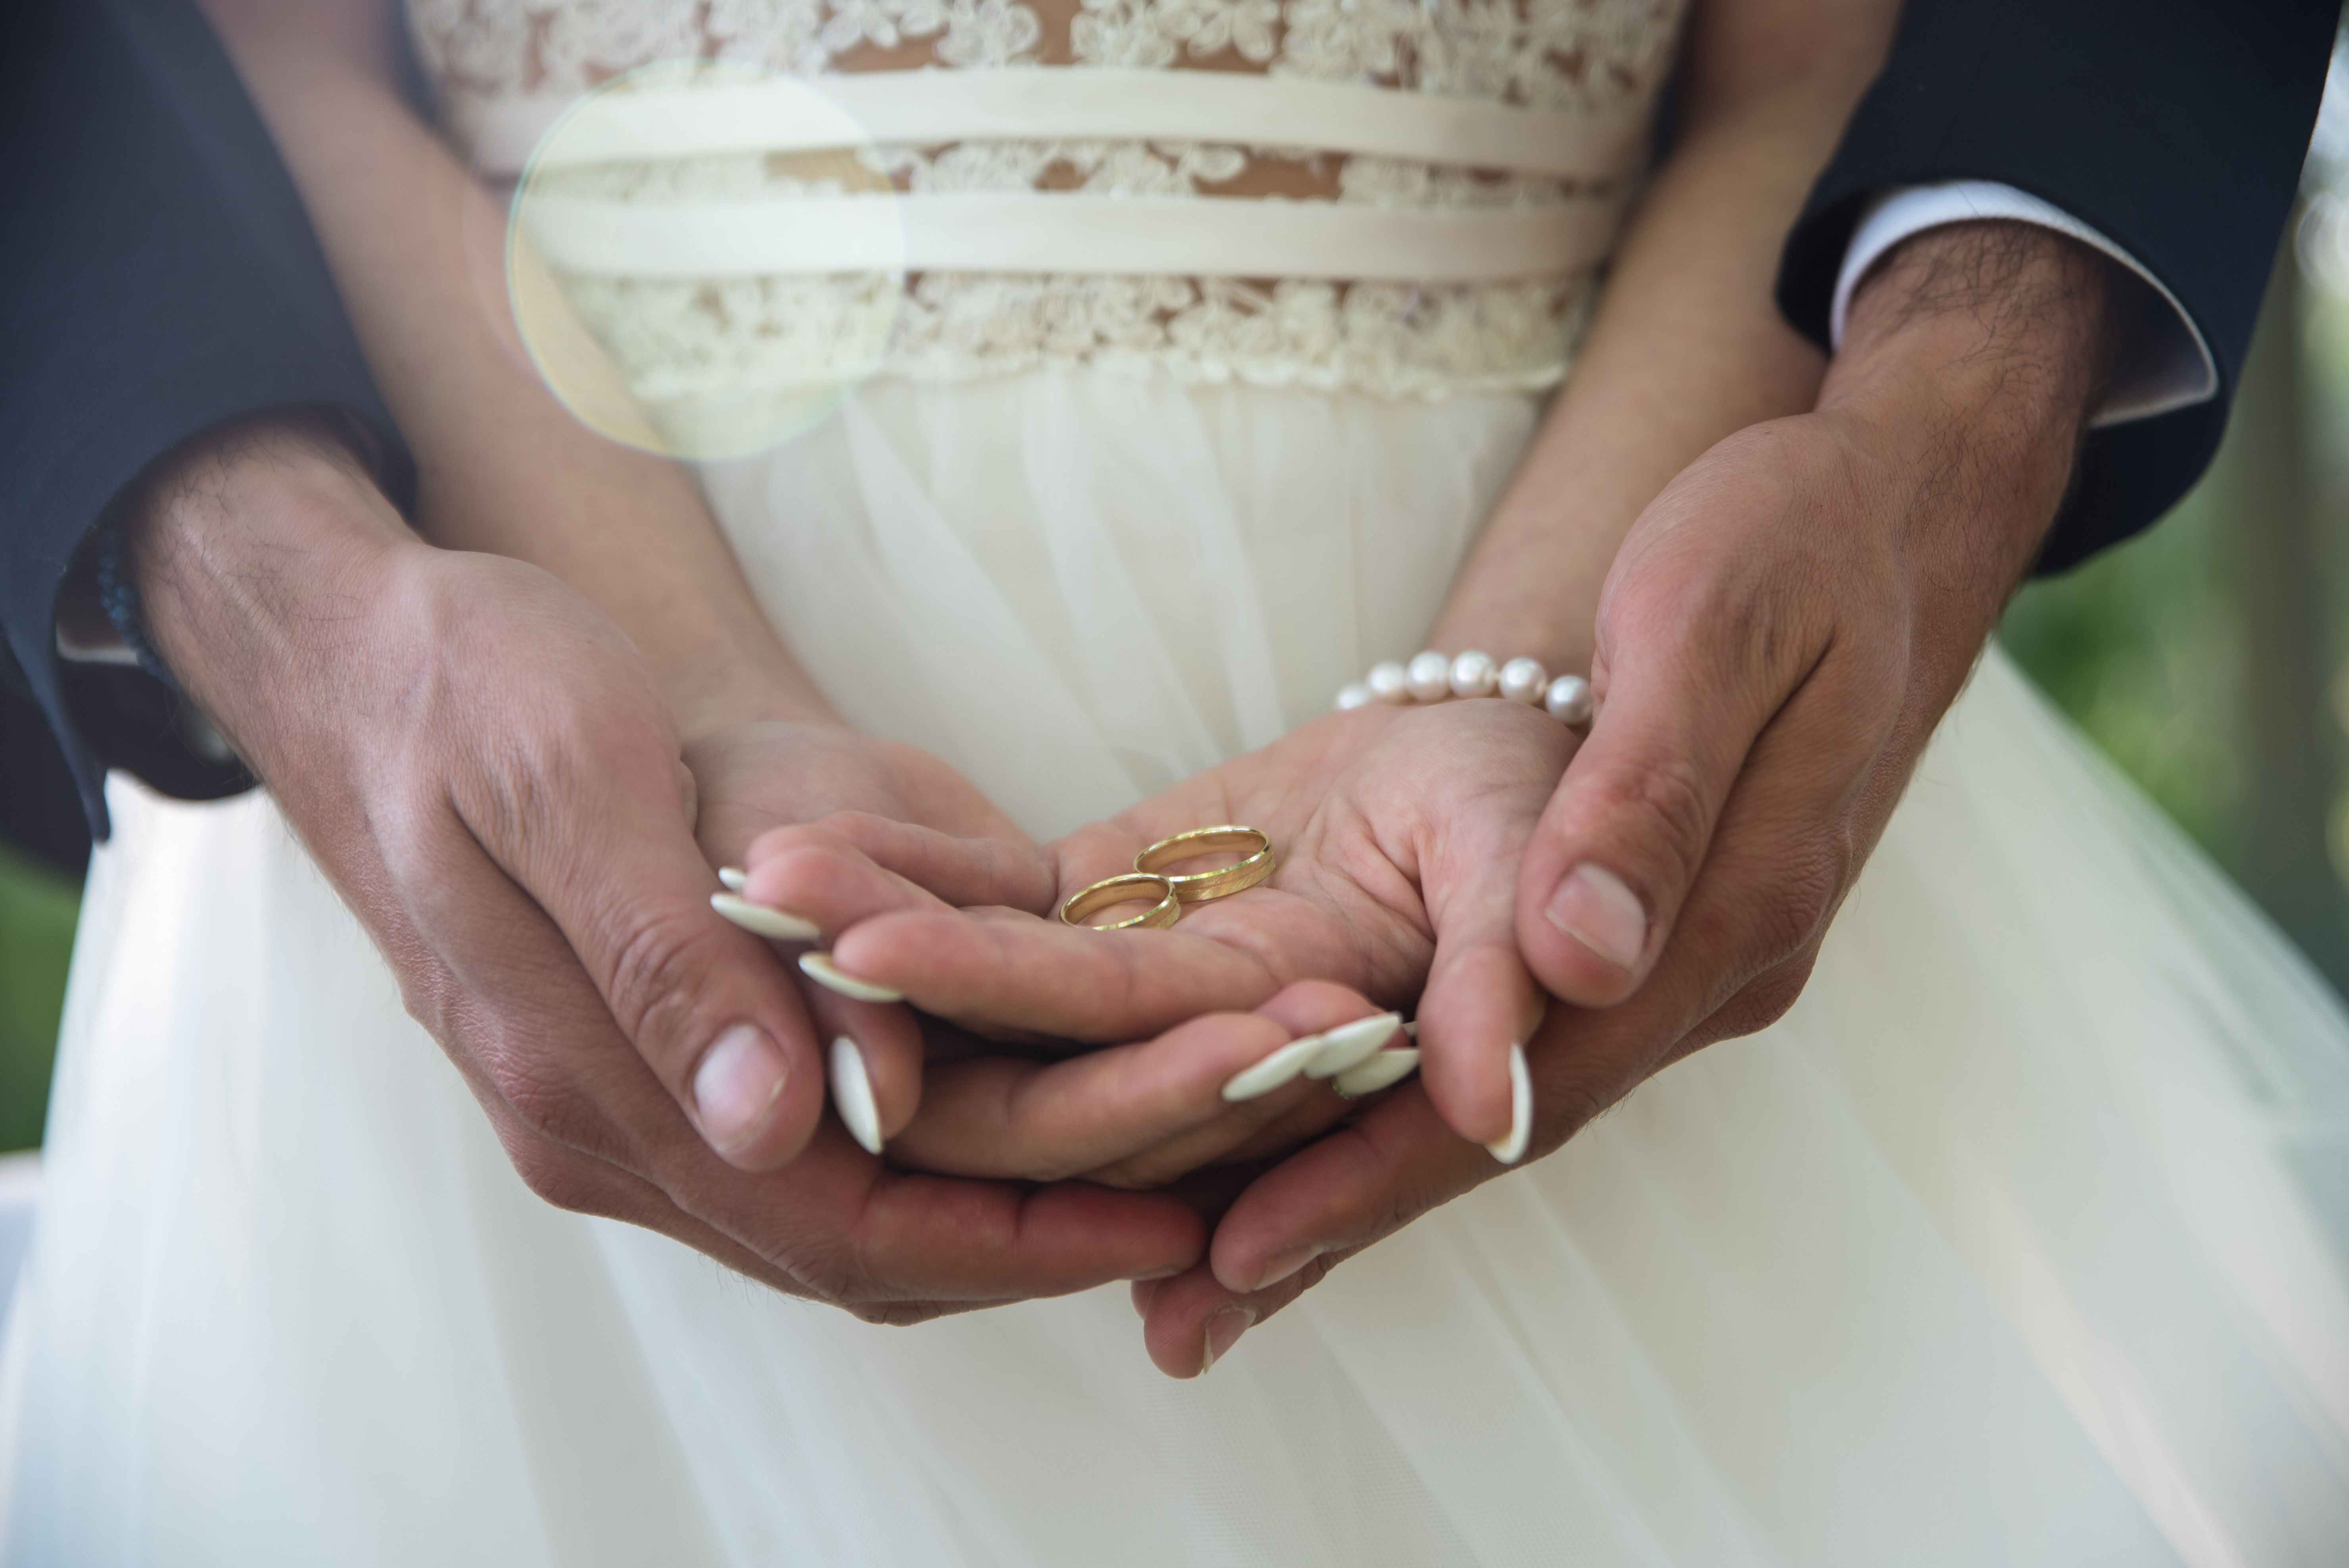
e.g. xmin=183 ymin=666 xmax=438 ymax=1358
xmin=1413 ymin=945 xmax=1541 ymax=1149
xmin=1520 ymin=870 xmax=1646 ymax=1009
xmin=828 ymin=1035 xmax=886 ymax=1156
xmin=691 ymin=1022 xmax=824 ymax=1171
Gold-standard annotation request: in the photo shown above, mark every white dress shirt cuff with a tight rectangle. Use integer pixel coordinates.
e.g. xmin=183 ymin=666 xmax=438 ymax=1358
xmin=1829 ymin=181 xmax=2218 ymax=427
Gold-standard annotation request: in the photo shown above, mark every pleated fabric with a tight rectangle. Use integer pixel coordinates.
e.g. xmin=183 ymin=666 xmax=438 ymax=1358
xmin=6 ymin=369 xmax=2348 ymax=1566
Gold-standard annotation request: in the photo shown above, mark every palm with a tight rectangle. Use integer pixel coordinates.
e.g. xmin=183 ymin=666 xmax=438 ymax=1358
xmin=770 ymin=698 xmax=1578 ymax=1152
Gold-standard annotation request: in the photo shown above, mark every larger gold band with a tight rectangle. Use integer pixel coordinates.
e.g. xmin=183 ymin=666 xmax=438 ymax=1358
xmin=1134 ymin=825 xmax=1275 ymax=904
xmin=1059 ymin=872 xmax=1183 ymax=931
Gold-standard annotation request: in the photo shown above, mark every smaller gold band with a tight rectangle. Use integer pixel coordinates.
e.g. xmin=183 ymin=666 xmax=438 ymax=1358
xmin=1059 ymin=872 xmax=1183 ymax=931
xmin=1134 ymin=825 xmax=1275 ymax=904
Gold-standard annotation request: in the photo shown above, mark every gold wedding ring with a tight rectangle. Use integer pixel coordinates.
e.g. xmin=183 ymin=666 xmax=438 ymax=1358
xmin=1059 ymin=872 xmax=1183 ymax=931
xmin=1134 ymin=825 xmax=1275 ymax=905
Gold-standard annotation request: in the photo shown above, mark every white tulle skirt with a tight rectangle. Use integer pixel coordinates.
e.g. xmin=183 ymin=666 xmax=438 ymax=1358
xmin=8 ymin=370 xmax=2349 ymax=1567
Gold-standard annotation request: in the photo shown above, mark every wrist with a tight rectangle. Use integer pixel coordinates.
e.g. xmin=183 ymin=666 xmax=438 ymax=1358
xmin=1820 ymin=221 xmax=2133 ymax=585
xmin=125 ymin=415 xmax=416 ymax=756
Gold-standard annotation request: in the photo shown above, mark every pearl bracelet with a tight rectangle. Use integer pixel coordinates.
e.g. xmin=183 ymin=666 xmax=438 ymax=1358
xmin=1336 ymin=650 xmax=1594 ymax=726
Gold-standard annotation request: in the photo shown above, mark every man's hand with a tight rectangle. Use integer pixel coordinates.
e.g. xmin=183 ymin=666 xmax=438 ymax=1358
xmin=125 ymin=417 xmax=1203 ymax=1318
xmin=1130 ymin=222 xmax=2140 ymax=1375
xmin=1517 ymin=221 xmax=2137 ymax=1010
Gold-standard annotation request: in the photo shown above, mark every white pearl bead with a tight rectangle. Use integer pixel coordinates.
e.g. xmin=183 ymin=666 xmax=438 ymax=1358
xmin=1498 ymin=656 xmax=1549 ymax=704
xmin=1336 ymin=682 xmax=1375 ymax=711
xmin=1366 ymin=661 xmax=1410 ymax=703
xmin=1449 ymin=650 xmax=1498 ymax=698
xmin=1545 ymin=673 xmax=1594 ymax=726
xmin=1405 ymin=650 xmax=1452 ymax=702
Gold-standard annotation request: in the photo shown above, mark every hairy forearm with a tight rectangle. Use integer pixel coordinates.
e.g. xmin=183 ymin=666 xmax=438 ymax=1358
xmin=198 ymin=1 xmax=835 ymax=740
xmin=121 ymin=414 xmax=418 ymax=773
xmin=1430 ymin=0 xmax=1897 ymax=670
xmin=1821 ymin=220 xmax=2137 ymax=606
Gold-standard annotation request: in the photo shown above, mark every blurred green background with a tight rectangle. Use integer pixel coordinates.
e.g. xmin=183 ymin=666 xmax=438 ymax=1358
xmin=0 ymin=845 xmax=77 ymax=1154
xmin=7 ymin=116 xmax=2349 ymax=1156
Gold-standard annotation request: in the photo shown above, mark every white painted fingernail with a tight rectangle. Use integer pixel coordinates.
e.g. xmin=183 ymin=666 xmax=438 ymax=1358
xmin=718 ymin=866 xmax=749 ymax=892
xmin=1301 ymin=1012 xmax=1403 ymax=1079
xmin=1332 ymin=1048 xmax=1420 ymax=1099
xmin=828 ymin=1035 xmax=884 ymax=1155
xmin=798 ymin=951 xmax=905 ymax=1003
xmin=1485 ymin=1041 xmax=1533 ymax=1165
xmin=711 ymin=892 xmax=820 ymax=942
xmin=693 ymin=1024 xmax=786 ymax=1155
xmin=1220 ymin=1033 xmax=1325 ymax=1102
xmin=1201 ymin=1305 xmax=1255 ymax=1374
xmin=1402 ymin=1018 xmax=1418 ymax=1038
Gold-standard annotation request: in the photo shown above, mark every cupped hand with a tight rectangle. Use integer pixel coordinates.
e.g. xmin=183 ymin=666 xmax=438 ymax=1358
xmin=128 ymin=424 xmax=1203 ymax=1321
xmin=743 ymin=692 xmax=1581 ymax=1161
xmin=1130 ymin=222 xmax=2130 ymax=1375
xmin=691 ymin=723 xmax=1400 ymax=1187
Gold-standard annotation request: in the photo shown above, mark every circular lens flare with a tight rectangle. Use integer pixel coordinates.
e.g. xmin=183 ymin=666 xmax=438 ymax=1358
xmin=507 ymin=60 xmax=902 ymax=460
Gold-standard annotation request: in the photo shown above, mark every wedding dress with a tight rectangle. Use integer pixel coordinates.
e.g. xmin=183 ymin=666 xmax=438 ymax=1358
xmin=9 ymin=2 xmax=2349 ymax=1563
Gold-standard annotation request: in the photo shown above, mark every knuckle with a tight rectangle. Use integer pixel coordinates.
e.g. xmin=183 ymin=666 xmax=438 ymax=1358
xmin=1747 ymin=840 xmax=1852 ymax=965
xmin=1706 ymin=951 xmax=1823 ymax=1045
xmin=495 ymin=1054 xmax=635 ymax=1170
xmin=1602 ymin=753 xmax=1715 ymax=899
xmin=600 ymin=911 xmax=723 ymax=1072
xmin=505 ymin=1139 xmax=618 ymax=1218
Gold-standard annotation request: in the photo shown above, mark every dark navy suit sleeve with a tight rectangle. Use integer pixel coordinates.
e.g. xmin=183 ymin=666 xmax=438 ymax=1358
xmin=0 ymin=0 xmax=415 ymax=837
xmin=1776 ymin=0 xmax=2340 ymax=573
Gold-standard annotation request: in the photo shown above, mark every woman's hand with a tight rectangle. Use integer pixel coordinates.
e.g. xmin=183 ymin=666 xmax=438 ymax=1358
xmin=740 ymin=695 xmax=1579 ymax=1164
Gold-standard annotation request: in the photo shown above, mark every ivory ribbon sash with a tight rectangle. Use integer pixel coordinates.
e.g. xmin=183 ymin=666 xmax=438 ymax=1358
xmin=520 ymin=190 xmax=1625 ymax=281
xmin=487 ymin=67 xmax=1645 ymax=282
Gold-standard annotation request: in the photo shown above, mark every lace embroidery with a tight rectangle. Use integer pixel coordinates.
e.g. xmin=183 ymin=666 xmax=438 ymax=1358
xmin=412 ymin=0 xmax=1680 ymax=400
xmin=412 ymin=0 xmax=1679 ymax=111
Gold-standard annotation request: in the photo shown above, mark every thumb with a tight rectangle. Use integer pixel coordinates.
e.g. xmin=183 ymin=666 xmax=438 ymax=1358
xmin=1516 ymin=616 xmax=1797 ymax=1009
xmin=1413 ymin=775 xmax=1556 ymax=1160
xmin=457 ymin=719 xmax=828 ymax=1174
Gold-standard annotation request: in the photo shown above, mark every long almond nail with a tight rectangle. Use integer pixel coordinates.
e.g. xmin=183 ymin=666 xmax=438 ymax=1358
xmin=717 ymin=866 xmax=749 ymax=892
xmin=1332 ymin=1048 xmax=1420 ymax=1098
xmin=1201 ymin=1306 xmax=1255 ymax=1374
xmin=798 ymin=951 xmax=904 ymax=1003
xmin=1220 ymin=1034 xmax=1324 ymax=1102
xmin=1301 ymin=1012 xmax=1402 ymax=1079
xmin=711 ymin=892 xmax=820 ymax=942
xmin=693 ymin=1024 xmax=786 ymax=1155
xmin=1544 ymin=863 xmax=1646 ymax=970
xmin=1485 ymin=1041 xmax=1533 ymax=1165
xmin=828 ymin=1035 xmax=884 ymax=1155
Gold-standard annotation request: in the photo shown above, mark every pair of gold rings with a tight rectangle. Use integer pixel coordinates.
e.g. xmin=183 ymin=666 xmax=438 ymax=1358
xmin=1057 ymin=826 xmax=1276 ymax=931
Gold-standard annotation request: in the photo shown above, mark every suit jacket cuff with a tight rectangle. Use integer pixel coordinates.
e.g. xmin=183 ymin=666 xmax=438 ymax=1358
xmin=1830 ymin=180 xmax=2218 ymax=426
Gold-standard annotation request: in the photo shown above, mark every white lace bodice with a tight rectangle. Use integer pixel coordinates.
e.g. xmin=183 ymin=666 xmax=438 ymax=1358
xmin=411 ymin=0 xmax=1686 ymax=408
